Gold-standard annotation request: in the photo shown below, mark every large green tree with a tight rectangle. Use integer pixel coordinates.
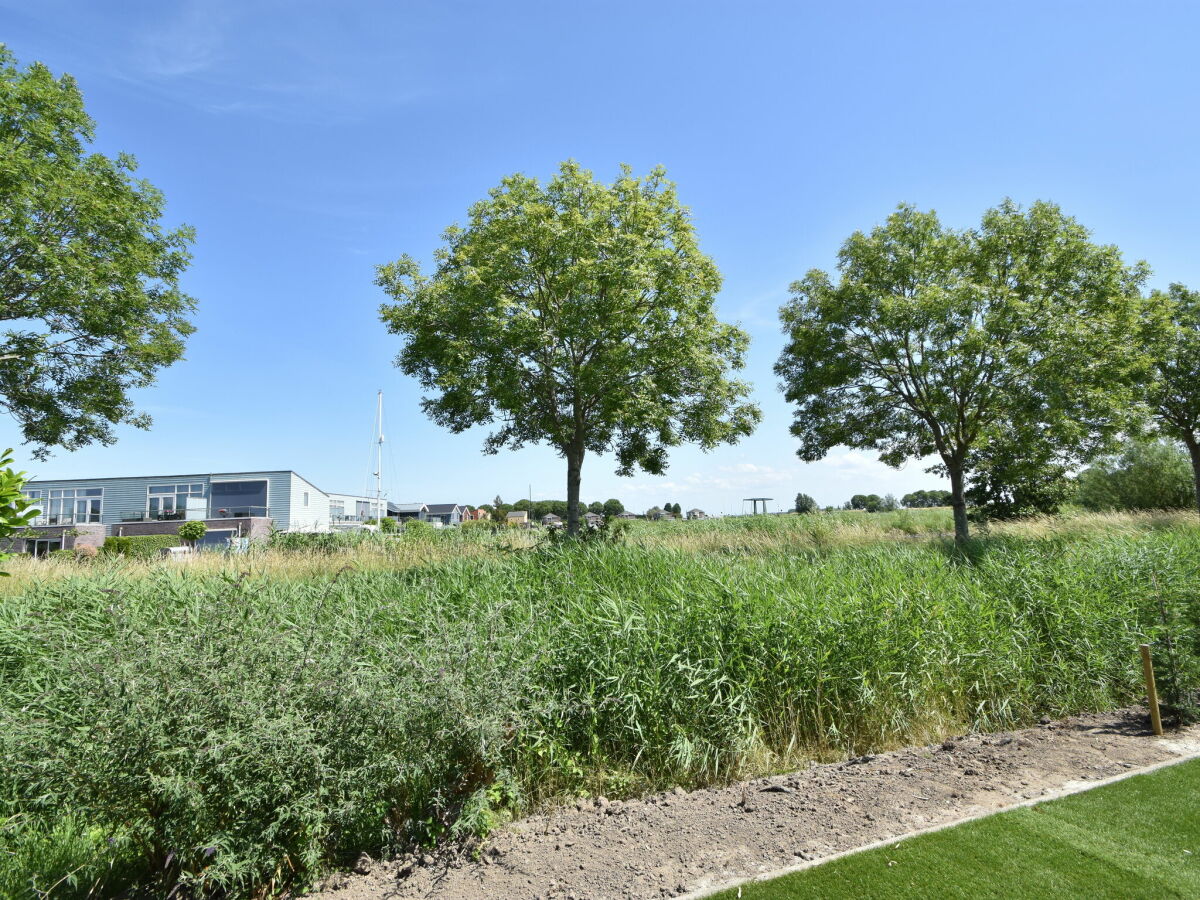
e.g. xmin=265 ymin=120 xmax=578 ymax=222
xmin=1074 ymin=439 xmax=1196 ymax=512
xmin=1144 ymin=284 xmax=1200 ymax=514
xmin=776 ymin=201 xmax=1149 ymax=542
xmin=377 ymin=161 xmax=759 ymax=535
xmin=0 ymin=47 xmax=196 ymax=459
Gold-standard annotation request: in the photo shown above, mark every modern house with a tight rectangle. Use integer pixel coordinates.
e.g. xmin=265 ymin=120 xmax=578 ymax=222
xmin=687 ymin=508 xmax=707 ymax=520
xmin=422 ymin=503 xmax=469 ymax=526
xmin=14 ymin=470 xmax=375 ymax=555
xmin=583 ymin=511 xmax=604 ymax=527
xmin=391 ymin=502 xmax=427 ymax=522
xmin=326 ymin=492 xmax=392 ymax=527
xmin=541 ymin=513 xmax=562 ymax=527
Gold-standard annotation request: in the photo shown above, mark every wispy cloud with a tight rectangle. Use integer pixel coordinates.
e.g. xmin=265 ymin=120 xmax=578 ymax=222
xmin=135 ymin=1 xmax=231 ymax=78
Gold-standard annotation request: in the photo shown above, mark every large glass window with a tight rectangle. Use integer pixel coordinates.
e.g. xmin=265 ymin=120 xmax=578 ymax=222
xmin=147 ymin=483 xmax=205 ymax=520
xmin=210 ymin=480 xmax=268 ymax=517
xmin=42 ymin=488 xmax=102 ymax=524
xmin=329 ymin=499 xmax=345 ymax=520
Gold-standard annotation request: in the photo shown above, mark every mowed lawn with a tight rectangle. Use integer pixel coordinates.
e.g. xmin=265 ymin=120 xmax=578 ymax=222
xmin=715 ymin=757 xmax=1200 ymax=899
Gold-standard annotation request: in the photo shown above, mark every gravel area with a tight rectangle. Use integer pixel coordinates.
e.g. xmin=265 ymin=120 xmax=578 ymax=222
xmin=311 ymin=708 xmax=1200 ymax=899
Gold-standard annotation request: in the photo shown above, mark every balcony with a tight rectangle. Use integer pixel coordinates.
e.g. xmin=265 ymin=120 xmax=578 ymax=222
xmin=110 ymin=506 xmax=272 ymax=524
xmin=29 ymin=514 xmax=101 ymax=527
xmin=208 ymin=505 xmax=269 ymax=519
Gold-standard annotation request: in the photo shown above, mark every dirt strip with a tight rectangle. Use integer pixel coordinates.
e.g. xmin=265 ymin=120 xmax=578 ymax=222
xmin=313 ymin=709 xmax=1200 ymax=900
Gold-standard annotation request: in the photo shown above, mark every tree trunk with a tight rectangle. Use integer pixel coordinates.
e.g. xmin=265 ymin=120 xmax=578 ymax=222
xmin=1186 ymin=435 xmax=1200 ymax=519
xmin=948 ymin=463 xmax=970 ymax=544
xmin=566 ymin=445 xmax=584 ymax=536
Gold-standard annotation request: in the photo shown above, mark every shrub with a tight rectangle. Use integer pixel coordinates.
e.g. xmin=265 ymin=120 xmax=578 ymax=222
xmin=99 ymin=534 xmax=181 ymax=559
xmin=73 ymin=544 xmax=99 ymax=561
xmin=403 ymin=519 xmax=433 ymax=537
xmin=177 ymin=521 xmax=208 ymax=544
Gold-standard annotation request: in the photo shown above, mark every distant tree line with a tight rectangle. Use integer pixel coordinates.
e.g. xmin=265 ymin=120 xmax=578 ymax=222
xmin=478 ymin=497 xmax=626 ymax=522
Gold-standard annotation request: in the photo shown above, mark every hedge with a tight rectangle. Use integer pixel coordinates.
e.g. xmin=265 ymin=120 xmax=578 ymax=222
xmin=100 ymin=535 xmax=181 ymax=559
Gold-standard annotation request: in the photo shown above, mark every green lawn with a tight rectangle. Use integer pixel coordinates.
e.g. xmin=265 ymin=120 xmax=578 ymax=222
xmin=714 ymin=758 xmax=1200 ymax=899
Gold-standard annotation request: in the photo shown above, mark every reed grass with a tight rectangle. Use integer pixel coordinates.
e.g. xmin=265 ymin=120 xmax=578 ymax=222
xmin=0 ymin=511 xmax=1196 ymax=896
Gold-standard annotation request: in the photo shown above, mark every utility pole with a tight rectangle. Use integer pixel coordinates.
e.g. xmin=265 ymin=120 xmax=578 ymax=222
xmin=375 ymin=390 xmax=385 ymax=525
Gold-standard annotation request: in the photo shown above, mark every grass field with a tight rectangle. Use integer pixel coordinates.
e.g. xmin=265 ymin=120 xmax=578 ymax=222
xmin=713 ymin=757 xmax=1200 ymax=899
xmin=1 ymin=510 xmax=1197 ymax=897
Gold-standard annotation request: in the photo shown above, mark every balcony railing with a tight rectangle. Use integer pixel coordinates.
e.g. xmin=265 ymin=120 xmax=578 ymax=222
xmin=208 ymin=505 xmax=269 ymax=519
xmin=106 ymin=506 xmax=272 ymax=523
xmin=29 ymin=514 xmax=101 ymax=527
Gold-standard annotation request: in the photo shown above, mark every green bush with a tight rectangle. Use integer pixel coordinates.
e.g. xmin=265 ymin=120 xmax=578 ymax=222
xmin=403 ymin=519 xmax=433 ymax=537
xmin=178 ymin=520 xmax=208 ymax=543
xmin=99 ymin=534 xmax=181 ymax=558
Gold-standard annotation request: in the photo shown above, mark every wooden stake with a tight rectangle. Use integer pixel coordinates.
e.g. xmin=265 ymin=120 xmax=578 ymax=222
xmin=1140 ymin=643 xmax=1164 ymax=736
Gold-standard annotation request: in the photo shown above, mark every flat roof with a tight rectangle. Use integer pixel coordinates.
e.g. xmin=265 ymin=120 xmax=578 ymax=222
xmin=25 ymin=470 xmax=322 ymax=488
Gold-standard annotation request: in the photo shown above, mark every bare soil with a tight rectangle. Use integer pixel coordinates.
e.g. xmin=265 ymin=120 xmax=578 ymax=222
xmin=312 ymin=708 xmax=1200 ymax=900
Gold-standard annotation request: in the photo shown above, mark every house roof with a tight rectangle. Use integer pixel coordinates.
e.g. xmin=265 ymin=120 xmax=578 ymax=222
xmin=392 ymin=502 xmax=427 ymax=513
xmin=506 ymin=510 xmax=528 ymax=518
xmin=542 ymin=513 xmax=561 ymax=521
xmin=688 ymin=508 xmax=705 ymax=514
xmin=425 ymin=503 xmax=464 ymax=514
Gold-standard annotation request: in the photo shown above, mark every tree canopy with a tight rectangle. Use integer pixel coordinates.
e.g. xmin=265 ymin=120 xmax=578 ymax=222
xmin=1074 ymin=439 xmax=1195 ymax=512
xmin=0 ymin=48 xmax=196 ymax=458
xmin=776 ymin=201 xmax=1149 ymax=542
xmin=794 ymin=492 xmax=817 ymax=513
xmin=378 ymin=161 xmax=759 ymax=534
xmin=901 ymin=489 xmax=952 ymax=508
xmin=1143 ymin=283 xmax=1200 ymax=514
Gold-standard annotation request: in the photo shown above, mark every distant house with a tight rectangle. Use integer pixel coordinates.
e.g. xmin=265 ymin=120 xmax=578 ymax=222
xmin=583 ymin=511 xmax=604 ymax=527
xmin=616 ymin=511 xmax=638 ymax=519
xmin=541 ymin=513 xmax=563 ymax=527
xmin=506 ymin=510 xmax=529 ymax=527
xmin=463 ymin=507 xmax=490 ymax=521
xmin=391 ymin=502 xmax=427 ymax=522
xmin=422 ymin=503 xmax=468 ymax=526
xmin=687 ymin=508 xmax=707 ymax=520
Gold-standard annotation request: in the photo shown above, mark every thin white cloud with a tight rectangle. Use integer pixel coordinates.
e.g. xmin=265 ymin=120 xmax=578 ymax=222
xmin=135 ymin=1 xmax=231 ymax=78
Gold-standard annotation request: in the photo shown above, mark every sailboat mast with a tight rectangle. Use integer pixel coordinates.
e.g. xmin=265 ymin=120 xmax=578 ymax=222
xmin=375 ymin=390 xmax=384 ymax=524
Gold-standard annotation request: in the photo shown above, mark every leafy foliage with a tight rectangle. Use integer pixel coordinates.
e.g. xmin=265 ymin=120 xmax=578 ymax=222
xmin=1143 ymin=283 xmax=1200 ymax=515
xmin=99 ymin=534 xmax=180 ymax=558
xmin=1074 ymin=439 xmax=1196 ymax=511
xmin=377 ymin=161 xmax=759 ymax=533
xmin=0 ymin=48 xmax=196 ymax=458
xmin=177 ymin=520 xmax=207 ymax=543
xmin=777 ymin=201 xmax=1150 ymax=541
xmin=794 ymin=493 xmax=817 ymax=514
xmin=0 ymin=448 xmax=36 ymax=572
xmin=901 ymin=489 xmax=952 ymax=508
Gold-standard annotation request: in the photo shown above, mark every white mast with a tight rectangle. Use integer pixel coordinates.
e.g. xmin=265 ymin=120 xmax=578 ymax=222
xmin=374 ymin=390 xmax=384 ymax=524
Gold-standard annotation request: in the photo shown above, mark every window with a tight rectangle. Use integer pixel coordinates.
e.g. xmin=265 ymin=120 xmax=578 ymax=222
xmin=303 ymin=492 xmax=309 ymax=507
xmin=210 ymin=480 xmax=268 ymax=518
xmin=42 ymin=487 xmax=102 ymax=524
xmin=356 ymin=500 xmax=372 ymax=519
xmin=330 ymin=499 xmax=345 ymax=519
xmin=147 ymin=483 xmax=205 ymax=520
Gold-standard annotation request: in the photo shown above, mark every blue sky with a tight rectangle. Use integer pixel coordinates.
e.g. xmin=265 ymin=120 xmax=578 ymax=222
xmin=2 ymin=1 xmax=1198 ymax=514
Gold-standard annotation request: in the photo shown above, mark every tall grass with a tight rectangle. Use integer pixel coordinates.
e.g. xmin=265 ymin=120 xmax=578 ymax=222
xmin=0 ymin=514 xmax=1197 ymax=896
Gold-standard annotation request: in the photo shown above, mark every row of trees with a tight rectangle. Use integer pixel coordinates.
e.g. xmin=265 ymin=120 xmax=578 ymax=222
xmin=380 ymin=166 xmax=1199 ymax=539
xmin=478 ymin=497 xmax=626 ymax=521
xmin=3 ymin=48 xmax=1197 ymax=543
